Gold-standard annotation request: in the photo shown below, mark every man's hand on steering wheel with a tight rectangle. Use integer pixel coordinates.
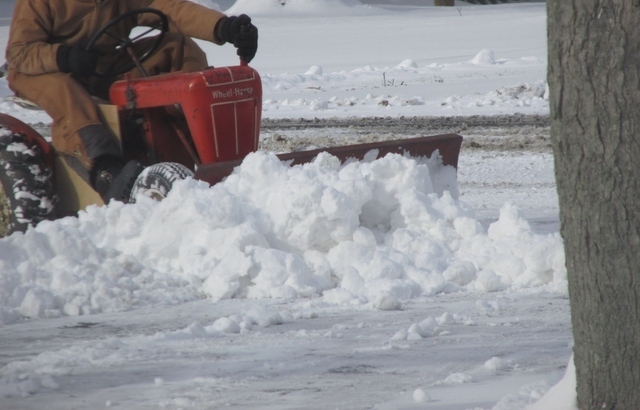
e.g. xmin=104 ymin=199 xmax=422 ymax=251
xmin=73 ymin=8 xmax=169 ymax=78
xmin=216 ymin=14 xmax=258 ymax=64
xmin=57 ymin=45 xmax=99 ymax=77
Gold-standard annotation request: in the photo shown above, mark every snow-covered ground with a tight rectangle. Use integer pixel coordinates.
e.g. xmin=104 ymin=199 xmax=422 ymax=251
xmin=0 ymin=1 xmax=578 ymax=409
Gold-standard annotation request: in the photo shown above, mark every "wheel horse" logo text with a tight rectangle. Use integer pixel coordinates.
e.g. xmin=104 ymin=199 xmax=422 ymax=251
xmin=213 ymin=87 xmax=255 ymax=99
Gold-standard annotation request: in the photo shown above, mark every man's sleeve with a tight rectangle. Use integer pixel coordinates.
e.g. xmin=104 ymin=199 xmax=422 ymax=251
xmin=140 ymin=0 xmax=227 ymax=45
xmin=5 ymin=0 xmax=61 ymax=75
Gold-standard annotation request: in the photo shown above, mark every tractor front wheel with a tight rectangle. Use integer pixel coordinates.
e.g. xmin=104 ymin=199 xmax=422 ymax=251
xmin=129 ymin=162 xmax=194 ymax=203
xmin=0 ymin=131 xmax=56 ymax=237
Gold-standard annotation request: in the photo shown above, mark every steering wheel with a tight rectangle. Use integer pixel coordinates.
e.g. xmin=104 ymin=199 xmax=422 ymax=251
xmin=85 ymin=8 xmax=169 ymax=78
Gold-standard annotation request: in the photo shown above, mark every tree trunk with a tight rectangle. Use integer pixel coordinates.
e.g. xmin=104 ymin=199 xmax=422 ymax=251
xmin=434 ymin=0 xmax=455 ymax=6
xmin=547 ymin=1 xmax=640 ymax=408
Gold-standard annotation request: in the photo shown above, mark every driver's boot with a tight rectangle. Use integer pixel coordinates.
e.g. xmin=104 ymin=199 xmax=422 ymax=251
xmin=91 ymin=155 xmax=145 ymax=203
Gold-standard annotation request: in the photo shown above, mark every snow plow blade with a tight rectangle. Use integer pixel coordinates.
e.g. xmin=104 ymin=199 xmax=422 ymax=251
xmin=194 ymin=133 xmax=463 ymax=186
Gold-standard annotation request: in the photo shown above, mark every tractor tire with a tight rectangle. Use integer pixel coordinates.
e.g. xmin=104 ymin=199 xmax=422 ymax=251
xmin=129 ymin=162 xmax=194 ymax=203
xmin=0 ymin=131 xmax=56 ymax=237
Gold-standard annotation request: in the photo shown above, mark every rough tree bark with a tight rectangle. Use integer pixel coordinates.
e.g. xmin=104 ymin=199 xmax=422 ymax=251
xmin=547 ymin=1 xmax=640 ymax=408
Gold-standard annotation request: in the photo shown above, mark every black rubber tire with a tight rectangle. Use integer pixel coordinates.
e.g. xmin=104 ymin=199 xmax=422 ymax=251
xmin=129 ymin=162 xmax=194 ymax=203
xmin=0 ymin=131 xmax=56 ymax=237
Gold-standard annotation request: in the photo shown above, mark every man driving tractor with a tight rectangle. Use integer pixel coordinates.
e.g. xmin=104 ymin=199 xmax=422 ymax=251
xmin=4 ymin=0 xmax=258 ymax=203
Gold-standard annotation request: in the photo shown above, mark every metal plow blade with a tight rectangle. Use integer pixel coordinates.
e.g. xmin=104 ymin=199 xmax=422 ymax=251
xmin=194 ymin=133 xmax=463 ymax=186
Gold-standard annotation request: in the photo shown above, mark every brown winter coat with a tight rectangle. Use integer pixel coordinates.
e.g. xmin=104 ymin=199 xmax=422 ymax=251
xmin=6 ymin=0 xmax=226 ymax=74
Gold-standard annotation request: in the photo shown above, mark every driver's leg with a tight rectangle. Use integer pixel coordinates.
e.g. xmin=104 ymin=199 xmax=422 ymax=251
xmin=8 ymin=71 xmax=120 ymax=171
xmin=7 ymin=70 xmax=140 ymax=201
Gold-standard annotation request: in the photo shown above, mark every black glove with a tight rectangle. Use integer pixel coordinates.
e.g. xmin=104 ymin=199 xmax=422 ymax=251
xmin=216 ymin=14 xmax=258 ymax=63
xmin=56 ymin=45 xmax=99 ymax=77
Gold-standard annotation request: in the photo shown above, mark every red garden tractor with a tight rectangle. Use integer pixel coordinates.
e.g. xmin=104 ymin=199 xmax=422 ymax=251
xmin=0 ymin=9 xmax=462 ymax=238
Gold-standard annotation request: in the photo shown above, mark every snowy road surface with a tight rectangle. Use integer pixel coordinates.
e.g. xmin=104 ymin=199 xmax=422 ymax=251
xmin=1 ymin=287 xmax=570 ymax=410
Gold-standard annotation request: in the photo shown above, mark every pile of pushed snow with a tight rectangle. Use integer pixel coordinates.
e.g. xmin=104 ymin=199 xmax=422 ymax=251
xmin=440 ymin=79 xmax=548 ymax=112
xmin=470 ymin=49 xmax=497 ymax=65
xmin=0 ymin=152 xmax=566 ymax=325
xmin=226 ymin=0 xmax=376 ymax=16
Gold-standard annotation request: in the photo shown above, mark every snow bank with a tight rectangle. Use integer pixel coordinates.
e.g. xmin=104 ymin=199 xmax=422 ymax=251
xmin=470 ymin=49 xmax=497 ymax=65
xmin=0 ymin=151 xmax=565 ymax=325
xmin=526 ymin=355 xmax=578 ymax=410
